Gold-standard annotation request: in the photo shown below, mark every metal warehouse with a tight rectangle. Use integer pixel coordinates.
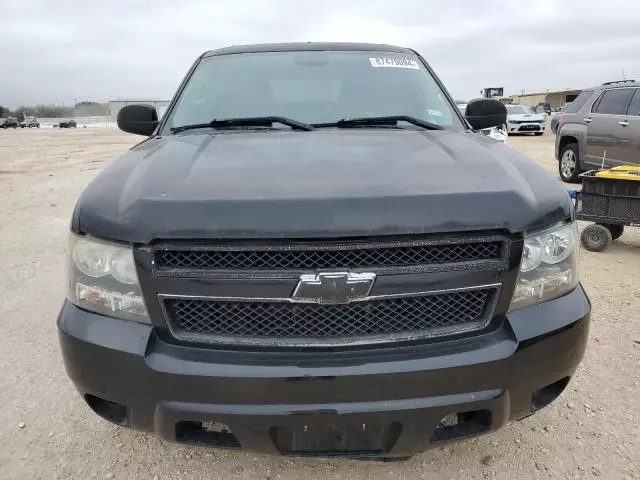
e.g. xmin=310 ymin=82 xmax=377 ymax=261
xmin=509 ymin=89 xmax=581 ymax=110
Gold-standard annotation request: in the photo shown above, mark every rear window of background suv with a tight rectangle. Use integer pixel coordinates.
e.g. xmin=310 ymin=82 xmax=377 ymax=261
xmin=564 ymin=90 xmax=593 ymax=113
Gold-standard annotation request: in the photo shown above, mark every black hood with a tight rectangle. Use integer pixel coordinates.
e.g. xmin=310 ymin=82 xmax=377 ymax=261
xmin=73 ymin=129 xmax=571 ymax=244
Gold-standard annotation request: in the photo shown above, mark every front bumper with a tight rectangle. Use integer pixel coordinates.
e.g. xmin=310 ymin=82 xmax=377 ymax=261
xmin=507 ymin=122 xmax=545 ymax=133
xmin=58 ymin=286 xmax=590 ymax=458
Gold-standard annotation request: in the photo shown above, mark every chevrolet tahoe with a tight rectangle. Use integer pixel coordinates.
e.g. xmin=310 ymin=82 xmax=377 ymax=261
xmin=58 ymin=42 xmax=590 ymax=459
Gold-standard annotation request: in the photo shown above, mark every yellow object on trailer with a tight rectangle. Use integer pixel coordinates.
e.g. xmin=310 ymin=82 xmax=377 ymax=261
xmin=594 ymin=166 xmax=640 ymax=181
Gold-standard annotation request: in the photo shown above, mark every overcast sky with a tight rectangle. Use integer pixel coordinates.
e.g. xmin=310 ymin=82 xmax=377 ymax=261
xmin=1 ymin=0 xmax=639 ymax=107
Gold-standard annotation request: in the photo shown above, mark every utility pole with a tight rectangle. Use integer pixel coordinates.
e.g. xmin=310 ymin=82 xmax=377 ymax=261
xmin=622 ymin=68 xmax=626 ymax=79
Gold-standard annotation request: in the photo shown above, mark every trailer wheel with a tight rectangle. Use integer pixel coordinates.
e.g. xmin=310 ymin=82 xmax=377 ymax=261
xmin=581 ymin=224 xmax=612 ymax=252
xmin=600 ymin=223 xmax=624 ymax=240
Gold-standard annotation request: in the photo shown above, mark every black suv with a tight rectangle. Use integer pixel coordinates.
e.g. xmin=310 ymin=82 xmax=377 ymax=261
xmin=57 ymin=119 xmax=77 ymax=128
xmin=556 ymin=80 xmax=640 ymax=182
xmin=0 ymin=117 xmax=19 ymax=128
xmin=58 ymin=43 xmax=590 ymax=459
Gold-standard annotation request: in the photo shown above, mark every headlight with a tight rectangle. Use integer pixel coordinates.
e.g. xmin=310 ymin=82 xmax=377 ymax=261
xmin=67 ymin=235 xmax=149 ymax=323
xmin=510 ymin=222 xmax=579 ymax=311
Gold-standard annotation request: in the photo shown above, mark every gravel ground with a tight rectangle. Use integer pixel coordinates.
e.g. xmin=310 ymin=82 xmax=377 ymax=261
xmin=1 ymin=127 xmax=639 ymax=480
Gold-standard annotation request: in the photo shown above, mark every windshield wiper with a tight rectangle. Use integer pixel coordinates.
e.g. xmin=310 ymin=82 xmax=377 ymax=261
xmin=170 ymin=116 xmax=314 ymax=133
xmin=314 ymin=115 xmax=443 ymax=130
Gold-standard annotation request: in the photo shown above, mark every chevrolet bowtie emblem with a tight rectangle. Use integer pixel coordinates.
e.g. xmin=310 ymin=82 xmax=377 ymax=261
xmin=292 ymin=272 xmax=376 ymax=304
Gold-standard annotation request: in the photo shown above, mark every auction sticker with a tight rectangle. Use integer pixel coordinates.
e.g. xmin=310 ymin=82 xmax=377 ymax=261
xmin=369 ymin=57 xmax=420 ymax=70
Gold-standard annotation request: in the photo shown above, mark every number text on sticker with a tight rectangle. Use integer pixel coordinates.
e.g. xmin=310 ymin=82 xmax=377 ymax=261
xmin=369 ymin=57 xmax=420 ymax=70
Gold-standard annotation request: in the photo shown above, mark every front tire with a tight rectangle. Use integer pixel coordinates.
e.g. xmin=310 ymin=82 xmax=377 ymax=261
xmin=559 ymin=143 xmax=581 ymax=183
xmin=535 ymin=132 xmax=543 ymax=136
xmin=581 ymin=224 xmax=612 ymax=252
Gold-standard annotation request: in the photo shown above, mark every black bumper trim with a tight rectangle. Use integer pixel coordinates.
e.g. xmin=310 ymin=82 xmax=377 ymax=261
xmin=58 ymin=285 xmax=590 ymax=456
xmin=160 ymin=388 xmax=502 ymax=417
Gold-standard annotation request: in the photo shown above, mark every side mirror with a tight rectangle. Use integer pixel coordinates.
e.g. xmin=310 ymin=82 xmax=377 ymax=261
xmin=465 ymin=99 xmax=507 ymax=130
xmin=117 ymin=104 xmax=158 ymax=136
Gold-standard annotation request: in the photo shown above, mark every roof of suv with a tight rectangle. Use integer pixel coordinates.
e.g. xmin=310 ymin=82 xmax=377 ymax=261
xmin=589 ymin=79 xmax=640 ymax=89
xmin=203 ymin=42 xmax=413 ymax=57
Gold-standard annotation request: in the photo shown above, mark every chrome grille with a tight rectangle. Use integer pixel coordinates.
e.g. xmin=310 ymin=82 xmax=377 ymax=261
xmin=155 ymin=239 xmax=503 ymax=271
xmin=162 ymin=288 xmax=496 ymax=345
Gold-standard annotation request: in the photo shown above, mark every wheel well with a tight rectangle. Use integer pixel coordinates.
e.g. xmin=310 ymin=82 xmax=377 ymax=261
xmin=558 ymin=136 xmax=577 ymax=155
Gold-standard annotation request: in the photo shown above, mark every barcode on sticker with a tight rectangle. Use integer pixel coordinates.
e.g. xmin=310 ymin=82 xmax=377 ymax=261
xmin=369 ymin=57 xmax=420 ymax=70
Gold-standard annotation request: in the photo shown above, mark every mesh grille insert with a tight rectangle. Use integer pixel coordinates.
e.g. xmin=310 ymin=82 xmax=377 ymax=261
xmin=163 ymin=289 xmax=494 ymax=342
xmin=156 ymin=241 xmax=502 ymax=271
xmin=577 ymin=193 xmax=640 ymax=221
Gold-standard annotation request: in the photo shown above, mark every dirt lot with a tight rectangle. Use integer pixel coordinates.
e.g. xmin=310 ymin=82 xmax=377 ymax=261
xmin=1 ymin=128 xmax=639 ymax=480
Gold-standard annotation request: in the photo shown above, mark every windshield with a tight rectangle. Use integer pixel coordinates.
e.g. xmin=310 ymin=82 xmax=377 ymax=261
xmin=164 ymin=50 xmax=462 ymax=132
xmin=506 ymin=105 xmax=534 ymax=115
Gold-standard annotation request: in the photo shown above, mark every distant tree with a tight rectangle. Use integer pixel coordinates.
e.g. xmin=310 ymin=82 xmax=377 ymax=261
xmin=74 ymin=101 xmax=108 ymax=116
xmin=5 ymin=103 xmax=100 ymax=118
xmin=0 ymin=105 xmax=5 ymax=116
xmin=13 ymin=106 xmax=30 ymax=118
xmin=18 ymin=105 xmax=74 ymax=118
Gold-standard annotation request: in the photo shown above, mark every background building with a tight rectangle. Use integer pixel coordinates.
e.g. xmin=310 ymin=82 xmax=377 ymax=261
xmin=107 ymin=99 xmax=171 ymax=124
xmin=509 ymin=89 xmax=581 ymax=110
